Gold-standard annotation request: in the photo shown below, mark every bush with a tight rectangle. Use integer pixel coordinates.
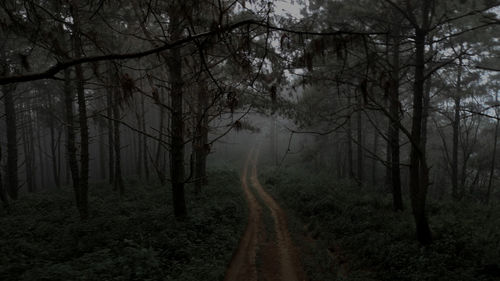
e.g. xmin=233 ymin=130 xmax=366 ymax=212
xmin=0 ymin=169 xmax=246 ymax=281
xmin=261 ymin=167 xmax=500 ymax=281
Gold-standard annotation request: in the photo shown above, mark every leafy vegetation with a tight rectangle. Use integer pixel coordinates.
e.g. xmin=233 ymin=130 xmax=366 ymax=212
xmin=0 ymin=169 xmax=245 ymax=281
xmin=261 ymin=167 xmax=500 ymax=281
xmin=0 ymin=0 xmax=499 ymax=279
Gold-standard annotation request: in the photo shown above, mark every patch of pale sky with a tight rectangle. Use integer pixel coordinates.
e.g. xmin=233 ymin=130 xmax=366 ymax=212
xmin=253 ymin=1 xmax=499 ymax=93
xmin=273 ymin=0 xmax=306 ymax=19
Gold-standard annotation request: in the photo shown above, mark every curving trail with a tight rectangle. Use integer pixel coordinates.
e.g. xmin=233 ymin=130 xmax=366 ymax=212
xmin=224 ymin=148 xmax=307 ymax=281
xmin=224 ymin=148 xmax=261 ymax=281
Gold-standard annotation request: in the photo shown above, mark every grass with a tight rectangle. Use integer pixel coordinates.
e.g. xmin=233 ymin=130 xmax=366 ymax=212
xmin=0 ymin=168 xmax=246 ymax=281
xmin=260 ymin=166 xmax=500 ymax=281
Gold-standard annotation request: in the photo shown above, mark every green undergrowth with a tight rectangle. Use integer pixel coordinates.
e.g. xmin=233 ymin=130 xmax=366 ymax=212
xmin=260 ymin=166 xmax=500 ymax=281
xmin=0 ymin=169 xmax=246 ymax=281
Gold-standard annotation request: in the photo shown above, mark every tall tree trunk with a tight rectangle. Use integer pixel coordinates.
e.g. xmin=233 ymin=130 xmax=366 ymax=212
xmin=409 ymin=26 xmax=432 ymax=245
xmin=421 ymin=41 xmax=433 ymax=155
xmin=98 ymin=122 xmax=106 ymax=180
xmin=371 ymin=127 xmax=379 ymax=186
xmin=135 ymin=107 xmax=143 ymax=179
xmin=200 ymin=108 xmax=208 ymax=185
xmin=451 ymin=58 xmax=462 ymax=200
xmin=29 ymin=109 xmax=37 ymax=191
xmin=106 ymin=77 xmax=115 ymax=185
xmin=337 ymin=137 xmax=343 ymax=178
xmin=451 ymin=96 xmax=461 ymax=200
xmin=36 ymin=113 xmax=45 ymax=189
xmin=50 ymin=0 xmax=64 ymax=190
xmin=47 ymin=89 xmax=60 ymax=188
xmin=64 ymin=68 xmax=81 ymax=213
xmin=347 ymin=95 xmax=354 ymax=180
xmin=141 ymin=94 xmax=149 ymax=182
xmin=460 ymin=117 xmax=479 ymax=196
xmin=389 ymin=23 xmax=403 ymax=211
xmin=72 ymin=7 xmax=89 ymax=219
xmin=4 ymin=84 xmax=18 ymax=200
xmin=0 ymin=144 xmax=8 ymax=209
xmin=98 ymin=92 xmax=107 ymax=180
xmin=194 ymin=82 xmax=209 ymax=194
xmin=49 ymin=118 xmax=61 ymax=188
xmin=385 ymin=99 xmax=392 ymax=192
xmin=112 ymin=75 xmax=124 ymax=196
xmin=23 ymin=117 xmax=35 ymax=193
xmin=357 ymin=96 xmax=363 ymax=185
xmin=155 ymin=91 xmax=167 ymax=186
xmin=270 ymin=115 xmax=278 ymax=166
xmin=28 ymin=109 xmax=37 ymax=192
xmin=168 ymin=10 xmax=187 ymax=218
xmin=74 ymin=70 xmax=89 ymax=220
xmin=487 ymin=91 xmax=499 ymax=204
xmin=57 ymin=128 xmax=62 ymax=186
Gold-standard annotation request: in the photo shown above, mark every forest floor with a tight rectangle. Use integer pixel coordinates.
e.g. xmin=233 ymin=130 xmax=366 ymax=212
xmin=259 ymin=166 xmax=500 ymax=281
xmin=224 ymin=148 xmax=307 ymax=281
xmin=0 ymin=169 xmax=246 ymax=281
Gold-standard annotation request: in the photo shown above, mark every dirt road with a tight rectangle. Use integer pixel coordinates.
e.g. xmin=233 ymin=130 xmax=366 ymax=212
xmin=224 ymin=148 xmax=307 ymax=281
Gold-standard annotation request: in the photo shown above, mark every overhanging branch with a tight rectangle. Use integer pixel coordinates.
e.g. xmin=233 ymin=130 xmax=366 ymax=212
xmin=0 ymin=19 xmax=386 ymax=85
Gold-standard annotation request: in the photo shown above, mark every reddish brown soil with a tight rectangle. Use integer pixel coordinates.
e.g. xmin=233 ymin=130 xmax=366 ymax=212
xmin=224 ymin=149 xmax=307 ymax=281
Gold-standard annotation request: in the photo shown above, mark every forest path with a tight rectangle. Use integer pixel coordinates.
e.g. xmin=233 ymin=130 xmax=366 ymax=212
xmin=224 ymin=148 xmax=307 ymax=281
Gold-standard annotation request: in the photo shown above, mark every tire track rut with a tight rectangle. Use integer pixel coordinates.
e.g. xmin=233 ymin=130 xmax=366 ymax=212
xmin=224 ymin=148 xmax=307 ymax=281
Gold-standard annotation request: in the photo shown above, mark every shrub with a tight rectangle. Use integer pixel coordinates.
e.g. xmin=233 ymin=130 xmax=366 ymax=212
xmin=0 ymin=169 xmax=246 ymax=281
xmin=261 ymin=167 xmax=500 ymax=281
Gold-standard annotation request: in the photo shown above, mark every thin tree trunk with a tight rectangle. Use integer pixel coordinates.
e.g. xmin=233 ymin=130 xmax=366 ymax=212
xmin=0 ymin=144 xmax=8 ymax=209
xmin=72 ymin=6 xmax=89 ymax=219
xmin=194 ymin=81 xmax=209 ymax=194
xmin=4 ymin=84 xmax=18 ymax=200
xmin=470 ymin=168 xmax=479 ymax=196
xmin=155 ymin=91 xmax=167 ymax=186
xmin=98 ymin=93 xmax=107 ymax=180
xmin=112 ymin=74 xmax=124 ymax=196
xmin=487 ymin=91 xmax=499 ymax=204
xmin=421 ymin=41 xmax=432 ymax=155
xmin=168 ymin=10 xmax=187 ymax=218
xmin=106 ymin=64 xmax=115 ymax=185
xmin=49 ymin=117 xmax=61 ymax=188
xmin=200 ymin=108 xmax=208 ymax=186
xmin=64 ymin=68 xmax=81 ymax=212
xmin=48 ymin=90 xmax=58 ymax=189
xmin=271 ymin=115 xmax=277 ymax=165
xmin=460 ymin=118 xmax=478 ymax=196
xmin=141 ymin=93 xmax=149 ymax=181
xmin=337 ymin=138 xmax=343 ymax=178
xmin=36 ymin=113 xmax=45 ymax=189
xmin=371 ymin=127 xmax=379 ymax=186
xmin=135 ymin=106 xmax=143 ymax=179
xmin=347 ymin=95 xmax=354 ymax=180
xmin=98 ymin=122 xmax=106 ymax=180
xmin=23 ymin=117 xmax=35 ymax=193
xmin=57 ymin=127 xmax=62 ymax=186
xmin=29 ymin=108 xmax=37 ymax=191
xmin=451 ymin=96 xmax=461 ymax=200
xmin=194 ymin=97 xmax=203 ymax=194
xmin=389 ymin=22 xmax=403 ymax=211
xmin=357 ymin=96 xmax=363 ymax=185
xmin=385 ymin=99 xmax=392 ymax=192
xmin=451 ymin=56 xmax=463 ymax=200
xmin=74 ymin=70 xmax=89 ymax=220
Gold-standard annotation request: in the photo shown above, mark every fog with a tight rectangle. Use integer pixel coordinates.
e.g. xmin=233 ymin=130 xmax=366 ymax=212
xmin=1 ymin=0 xmax=500 ymax=280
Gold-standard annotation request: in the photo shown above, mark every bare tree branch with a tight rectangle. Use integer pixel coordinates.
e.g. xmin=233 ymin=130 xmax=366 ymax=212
xmin=0 ymin=19 xmax=386 ymax=85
